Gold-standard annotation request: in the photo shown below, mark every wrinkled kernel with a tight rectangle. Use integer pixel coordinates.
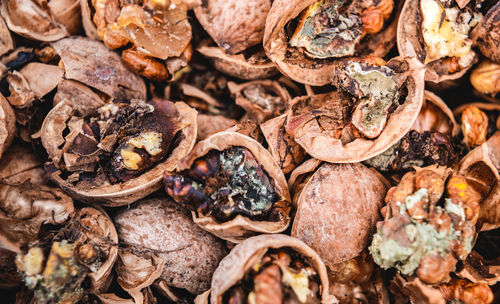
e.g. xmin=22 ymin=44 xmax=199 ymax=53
xmin=461 ymin=106 xmax=488 ymax=147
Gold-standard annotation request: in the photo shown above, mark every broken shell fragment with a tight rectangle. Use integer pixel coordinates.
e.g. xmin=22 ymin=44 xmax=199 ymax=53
xmin=209 ymin=234 xmax=334 ymax=304
xmin=164 ymin=131 xmax=292 ymax=242
xmin=0 ymin=0 xmax=81 ymax=42
xmin=113 ymin=198 xmax=227 ymax=302
xmin=0 ymin=15 xmax=13 ymax=57
xmin=0 ymin=93 xmax=15 ymax=159
xmin=264 ymin=0 xmax=401 ymax=85
xmin=285 ymin=57 xmax=425 ymax=163
xmin=42 ymin=98 xmax=197 ymax=206
xmin=397 ymin=0 xmax=484 ymax=82
xmin=471 ymin=1 xmax=500 ymax=63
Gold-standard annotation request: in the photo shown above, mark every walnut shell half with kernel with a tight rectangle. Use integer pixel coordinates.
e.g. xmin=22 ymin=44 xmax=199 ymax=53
xmin=111 ymin=198 xmax=227 ymax=303
xmin=41 ymin=95 xmax=198 ymax=206
xmin=285 ymin=56 xmax=425 ymax=163
xmin=209 ymin=234 xmax=335 ymax=304
xmin=164 ymin=131 xmax=292 ymax=243
xmin=0 ymin=0 xmax=81 ymax=42
xmin=264 ymin=0 xmax=402 ymax=85
xmin=397 ymin=0 xmax=484 ymax=83
xmin=289 ymin=159 xmax=389 ymax=283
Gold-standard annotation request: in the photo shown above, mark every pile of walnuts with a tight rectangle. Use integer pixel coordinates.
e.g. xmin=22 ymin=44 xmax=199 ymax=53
xmin=0 ymin=0 xmax=499 ymax=303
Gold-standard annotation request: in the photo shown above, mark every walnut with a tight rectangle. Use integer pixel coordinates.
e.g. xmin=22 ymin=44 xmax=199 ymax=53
xmin=470 ymin=60 xmax=500 ymax=96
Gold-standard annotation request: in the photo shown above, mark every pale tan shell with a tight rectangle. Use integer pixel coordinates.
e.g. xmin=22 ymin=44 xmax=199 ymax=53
xmin=0 ymin=15 xmax=13 ymax=56
xmin=286 ymin=57 xmax=425 ymax=163
xmin=228 ymin=79 xmax=290 ymax=123
xmin=456 ymin=252 xmax=500 ymax=286
xmin=19 ymin=62 xmax=64 ymax=99
xmin=264 ymin=0 xmax=402 ymax=85
xmin=197 ymin=46 xmax=278 ymax=80
xmin=210 ymin=234 xmax=336 ymax=304
xmin=412 ymin=90 xmax=459 ymax=136
xmin=51 ymin=37 xmax=146 ymax=102
xmin=42 ymin=95 xmax=198 ymax=206
xmin=80 ymin=0 xmax=99 ymax=40
xmin=291 ymin=162 xmax=388 ymax=270
xmin=114 ymin=198 xmax=227 ymax=298
xmin=0 ymin=0 xmax=80 ymax=42
xmin=77 ymin=207 xmax=118 ymax=292
xmin=176 ymin=131 xmax=292 ymax=243
xmin=397 ymin=0 xmax=476 ymax=83
xmin=194 ymin=0 xmax=270 ymax=54
xmin=0 ymin=94 xmax=15 ymax=160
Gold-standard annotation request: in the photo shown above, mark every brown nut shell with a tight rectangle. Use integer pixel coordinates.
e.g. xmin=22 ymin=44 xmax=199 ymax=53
xmin=286 ymin=57 xmax=425 ymax=163
xmin=176 ymin=131 xmax=292 ymax=242
xmin=0 ymin=94 xmax=15 ymax=159
xmin=263 ymin=0 xmax=402 ymax=85
xmin=0 ymin=15 xmax=13 ymax=56
xmin=471 ymin=1 xmax=500 ymax=63
xmin=51 ymin=37 xmax=146 ymax=103
xmin=291 ymin=161 xmax=388 ymax=271
xmin=41 ymin=93 xmax=198 ymax=206
xmin=397 ymin=0 xmax=479 ymax=83
xmin=194 ymin=0 xmax=270 ymax=54
xmin=0 ymin=0 xmax=80 ymax=41
xmin=197 ymin=46 xmax=278 ymax=80
xmin=209 ymin=234 xmax=335 ymax=304
xmin=412 ymin=90 xmax=459 ymax=137
xmin=114 ymin=198 xmax=227 ymax=298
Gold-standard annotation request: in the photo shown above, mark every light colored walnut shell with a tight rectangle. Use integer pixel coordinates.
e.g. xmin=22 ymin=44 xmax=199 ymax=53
xmin=19 ymin=62 xmax=64 ymax=99
xmin=412 ymin=90 xmax=459 ymax=136
xmin=0 ymin=0 xmax=80 ymax=42
xmin=42 ymin=95 xmax=198 ymax=206
xmin=286 ymin=57 xmax=425 ymax=163
xmin=0 ymin=94 xmax=15 ymax=160
xmin=194 ymin=0 xmax=270 ymax=54
xmin=197 ymin=46 xmax=278 ymax=80
xmin=397 ymin=0 xmax=477 ymax=83
xmin=290 ymin=162 xmax=388 ymax=270
xmin=264 ymin=0 xmax=402 ymax=85
xmin=228 ymin=79 xmax=290 ymax=123
xmin=176 ymin=131 xmax=292 ymax=243
xmin=77 ymin=207 xmax=118 ymax=292
xmin=0 ymin=15 xmax=13 ymax=56
xmin=210 ymin=234 xmax=336 ymax=304
xmin=114 ymin=198 xmax=227 ymax=299
xmin=51 ymin=37 xmax=146 ymax=102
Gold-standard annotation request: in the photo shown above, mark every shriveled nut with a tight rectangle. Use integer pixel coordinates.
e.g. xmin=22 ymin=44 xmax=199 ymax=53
xmin=122 ymin=49 xmax=169 ymax=81
xmin=461 ymin=106 xmax=488 ymax=147
xmin=446 ymin=175 xmax=481 ymax=225
xmin=470 ymin=60 xmax=500 ymax=95
xmin=439 ymin=278 xmax=494 ymax=304
xmin=76 ymin=243 xmax=98 ymax=265
xmin=415 ymin=169 xmax=445 ymax=205
xmin=362 ymin=0 xmax=394 ymax=35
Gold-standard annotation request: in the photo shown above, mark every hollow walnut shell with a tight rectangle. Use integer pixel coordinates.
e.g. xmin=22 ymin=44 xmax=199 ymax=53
xmin=209 ymin=234 xmax=335 ymax=304
xmin=285 ymin=57 xmax=425 ymax=163
xmin=197 ymin=46 xmax=278 ymax=80
xmin=289 ymin=159 xmax=389 ymax=282
xmin=41 ymin=93 xmax=198 ymax=206
xmin=112 ymin=198 xmax=227 ymax=302
xmin=397 ymin=0 xmax=481 ymax=83
xmin=171 ymin=131 xmax=292 ymax=243
xmin=0 ymin=0 xmax=81 ymax=41
xmin=412 ymin=90 xmax=459 ymax=137
xmin=263 ymin=0 xmax=402 ymax=85
xmin=0 ymin=93 xmax=15 ymax=160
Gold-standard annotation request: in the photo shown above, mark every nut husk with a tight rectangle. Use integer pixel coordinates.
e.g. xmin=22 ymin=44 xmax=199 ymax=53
xmin=173 ymin=131 xmax=292 ymax=242
xmin=285 ymin=57 xmax=425 ymax=163
xmin=209 ymin=234 xmax=335 ymax=304
xmin=263 ymin=0 xmax=402 ymax=85
xmin=397 ymin=0 xmax=482 ymax=83
xmin=290 ymin=160 xmax=389 ymax=280
xmin=113 ymin=198 xmax=227 ymax=302
xmin=42 ymin=95 xmax=198 ymax=206
xmin=197 ymin=46 xmax=278 ymax=80
xmin=0 ymin=93 xmax=16 ymax=159
xmin=0 ymin=0 xmax=81 ymax=42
